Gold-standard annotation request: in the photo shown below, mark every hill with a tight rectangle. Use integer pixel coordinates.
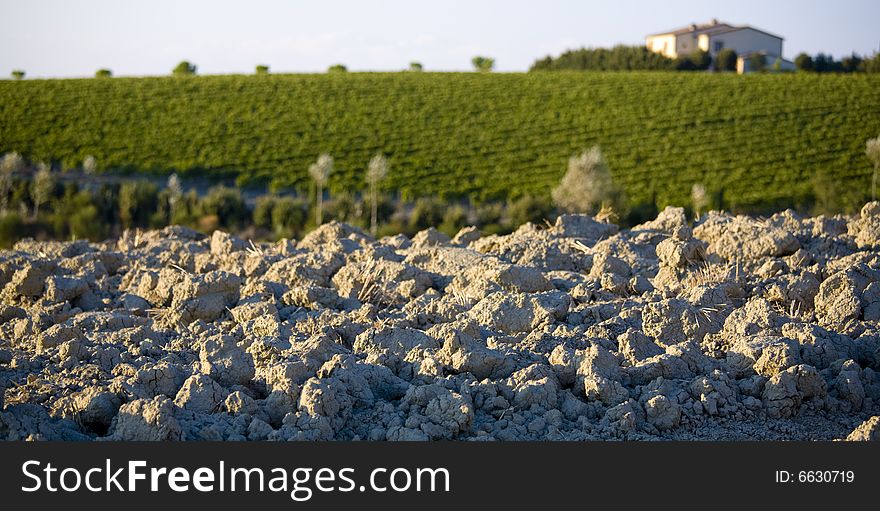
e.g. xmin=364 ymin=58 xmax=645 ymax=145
xmin=1 ymin=72 xmax=879 ymax=211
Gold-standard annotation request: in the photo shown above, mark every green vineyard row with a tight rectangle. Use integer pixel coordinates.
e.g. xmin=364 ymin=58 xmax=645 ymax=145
xmin=1 ymin=71 xmax=879 ymax=208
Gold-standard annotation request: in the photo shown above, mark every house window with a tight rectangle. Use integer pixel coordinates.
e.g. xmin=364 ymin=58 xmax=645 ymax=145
xmin=714 ymin=41 xmax=724 ymax=52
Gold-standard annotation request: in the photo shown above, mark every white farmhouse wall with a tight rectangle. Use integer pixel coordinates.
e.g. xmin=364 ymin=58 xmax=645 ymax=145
xmin=675 ymin=34 xmax=699 ymax=56
xmin=645 ymin=35 xmax=677 ymax=58
xmin=707 ymin=28 xmax=783 ymax=58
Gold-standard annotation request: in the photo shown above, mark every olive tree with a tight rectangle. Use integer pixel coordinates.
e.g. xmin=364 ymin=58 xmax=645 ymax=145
xmin=83 ymin=155 xmax=97 ymax=174
xmin=31 ymin=163 xmax=55 ymax=219
xmin=867 ymin=135 xmax=880 ymax=201
xmin=0 ymin=152 xmax=24 ymax=213
xmin=308 ymin=154 xmax=334 ymax=225
xmin=691 ymin=183 xmax=709 ymax=218
xmin=551 ymin=146 xmax=625 ymax=214
xmin=365 ymin=154 xmax=388 ymax=235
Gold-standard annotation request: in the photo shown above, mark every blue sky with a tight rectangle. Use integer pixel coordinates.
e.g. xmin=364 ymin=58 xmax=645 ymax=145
xmin=2 ymin=0 xmax=878 ymax=77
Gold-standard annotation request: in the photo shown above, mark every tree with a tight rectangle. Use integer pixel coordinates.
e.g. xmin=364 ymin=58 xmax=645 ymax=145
xmin=31 ymin=163 xmax=55 ymax=219
xmin=270 ymin=196 xmax=307 ymax=238
xmin=328 ymin=64 xmax=347 ymax=73
xmin=409 ymin=62 xmax=423 ymax=72
xmin=551 ymin=147 xmax=625 ymax=214
xmin=95 ymin=69 xmax=112 ymax=78
xmin=166 ymin=173 xmax=182 ymax=218
xmin=118 ymin=180 xmax=159 ymax=228
xmin=861 ymin=54 xmax=880 ymax=73
xmin=749 ymin=53 xmax=767 ymax=72
xmin=813 ymin=53 xmax=838 ymax=73
xmin=842 ymin=53 xmax=863 ymax=73
xmin=308 ymin=154 xmax=334 ymax=225
xmin=365 ymin=153 xmax=388 ymax=235
xmin=0 ymin=152 xmax=24 ymax=213
xmin=255 ymin=65 xmax=269 ymax=75
xmin=867 ymin=135 xmax=880 ymax=201
xmin=471 ymin=56 xmax=495 ymax=72
xmin=11 ymin=70 xmax=24 ymax=80
xmin=172 ymin=61 xmax=197 ymax=76
xmin=82 ymin=155 xmax=97 ymax=174
xmin=794 ymin=53 xmax=814 ymax=72
xmin=691 ymin=183 xmax=709 ymax=218
xmin=715 ymin=49 xmax=738 ymax=72
xmin=689 ymin=50 xmax=712 ymax=70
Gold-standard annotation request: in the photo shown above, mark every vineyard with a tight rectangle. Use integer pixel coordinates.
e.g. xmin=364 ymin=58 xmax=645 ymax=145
xmin=1 ymin=72 xmax=879 ymax=209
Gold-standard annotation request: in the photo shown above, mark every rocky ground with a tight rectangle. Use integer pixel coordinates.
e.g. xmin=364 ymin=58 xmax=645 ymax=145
xmin=2 ymin=203 xmax=880 ymax=441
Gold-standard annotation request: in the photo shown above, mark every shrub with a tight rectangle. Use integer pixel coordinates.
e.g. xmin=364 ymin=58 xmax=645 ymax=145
xmin=271 ymin=196 xmax=308 ymax=238
xmin=68 ymin=202 xmax=104 ymax=240
xmin=95 ymin=69 xmax=112 ymax=78
xmin=11 ymin=70 xmax=24 ymax=80
xmin=0 ymin=212 xmax=24 ymax=247
xmin=199 ymin=185 xmax=248 ymax=229
xmin=474 ymin=201 xmax=504 ymax=227
xmin=171 ymin=190 xmax=201 ymax=226
xmin=118 ymin=180 xmax=159 ymax=228
xmin=172 ymin=61 xmax=197 ymax=76
xmin=409 ymin=62 xmax=423 ymax=72
xmin=255 ymin=65 xmax=269 ymax=75
xmin=324 ymin=191 xmax=362 ymax=225
xmin=252 ymin=195 xmax=276 ymax=229
xmin=439 ymin=204 xmax=468 ymax=236
xmin=408 ymin=197 xmax=445 ymax=232
xmin=810 ymin=169 xmax=865 ymax=215
xmin=507 ymin=195 xmax=553 ymax=226
xmin=675 ymin=50 xmax=711 ymax=71
xmin=715 ymin=49 xmax=738 ymax=72
xmin=328 ymin=64 xmax=347 ymax=73
xmin=552 ymin=147 xmax=626 ymax=215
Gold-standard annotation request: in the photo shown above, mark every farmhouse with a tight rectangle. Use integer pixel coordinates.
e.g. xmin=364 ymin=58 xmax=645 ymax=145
xmin=646 ymin=19 xmax=794 ymax=72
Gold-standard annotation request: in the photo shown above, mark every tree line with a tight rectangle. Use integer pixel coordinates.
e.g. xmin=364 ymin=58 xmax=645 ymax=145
xmin=531 ymin=45 xmax=880 ymax=73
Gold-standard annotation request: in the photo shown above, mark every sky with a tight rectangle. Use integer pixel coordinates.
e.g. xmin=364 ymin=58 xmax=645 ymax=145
xmin=1 ymin=0 xmax=878 ymax=77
